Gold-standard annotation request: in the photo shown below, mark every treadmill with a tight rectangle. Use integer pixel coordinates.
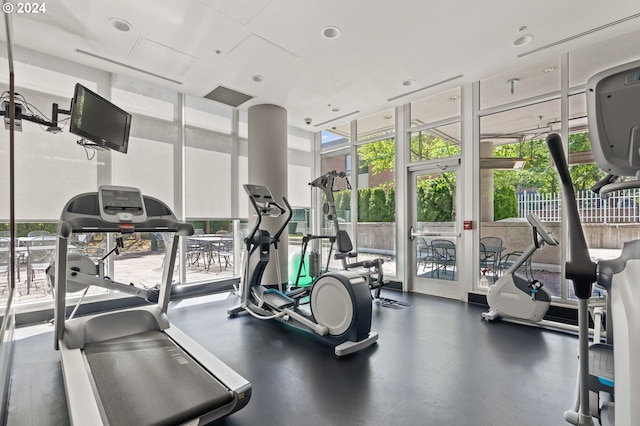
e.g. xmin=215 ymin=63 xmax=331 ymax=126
xmin=52 ymin=185 xmax=251 ymax=425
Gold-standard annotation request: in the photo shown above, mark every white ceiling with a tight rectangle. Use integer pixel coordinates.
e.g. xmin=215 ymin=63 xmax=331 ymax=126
xmin=2 ymin=0 xmax=640 ymax=131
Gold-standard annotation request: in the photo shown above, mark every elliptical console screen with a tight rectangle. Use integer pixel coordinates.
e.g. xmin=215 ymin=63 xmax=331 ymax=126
xmin=98 ymin=186 xmax=147 ymax=224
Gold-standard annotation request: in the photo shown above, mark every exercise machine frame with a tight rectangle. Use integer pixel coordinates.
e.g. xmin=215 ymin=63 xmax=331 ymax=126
xmin=228 ymin=184 xmax=378 ymax=357
xmin=53 ymin=185 xmax=251 ymax=425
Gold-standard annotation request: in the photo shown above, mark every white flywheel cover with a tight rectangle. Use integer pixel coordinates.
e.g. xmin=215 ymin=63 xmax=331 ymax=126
xmin=65 ymin=254 xmax=96 ymax=293
xmin=310 ymin=274 xmax=353 ymax=336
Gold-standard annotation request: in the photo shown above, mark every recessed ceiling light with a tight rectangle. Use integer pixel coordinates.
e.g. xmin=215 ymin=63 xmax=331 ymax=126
xmin=331 ymin=107 xmax=341 ymax=113
xmin=512 ymin=34 xmax=533 ymax=47
xmin=321 ymin=26 xmax=341 ymax=40
xmin=449 ymin=95 xmax=459 ymax=101
xmin=542 ymin=66 xmax=558 ymax=74
xmin=109 ymin=17 xmax=132 ymax=32
xmin=402 ymin=79 xmax=415 ymax=87
xmin=252 ymin=74 xmax=265 ymax=82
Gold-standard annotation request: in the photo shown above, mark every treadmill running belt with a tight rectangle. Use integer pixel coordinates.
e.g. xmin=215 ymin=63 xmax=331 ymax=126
xmin=84 ymin=330 xmax=234 ymax=426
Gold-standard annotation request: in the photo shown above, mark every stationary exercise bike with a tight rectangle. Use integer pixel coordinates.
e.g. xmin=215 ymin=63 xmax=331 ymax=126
xmin=549 ymin=59 xmax=640 ymax=425
xmin=228 ymin=184 xmax=378 ymax=357
xmin=482 ymin=213 xmax=559 ymax=323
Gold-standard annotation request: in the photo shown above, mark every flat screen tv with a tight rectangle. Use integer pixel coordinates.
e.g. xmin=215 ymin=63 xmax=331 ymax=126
xmin=69 ymin=83 xmax=132 ymax=153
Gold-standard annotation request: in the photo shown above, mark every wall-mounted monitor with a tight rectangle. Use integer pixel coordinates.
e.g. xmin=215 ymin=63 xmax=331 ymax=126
xmin=69 ymin=83 xmax=132 ymax=154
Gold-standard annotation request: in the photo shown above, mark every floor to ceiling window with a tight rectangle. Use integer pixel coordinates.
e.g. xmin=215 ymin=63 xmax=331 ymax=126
xmin=355 ymin=109 xmax=397 ymax=277
xmin=478 ymin=93 xmax=564 ymax=297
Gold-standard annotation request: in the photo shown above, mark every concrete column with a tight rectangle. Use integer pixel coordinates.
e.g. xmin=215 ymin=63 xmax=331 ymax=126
xmin=480 ymin=141 xmax=494 ymax=224
xmin=248 ymin=104 xmax=288 ymax=287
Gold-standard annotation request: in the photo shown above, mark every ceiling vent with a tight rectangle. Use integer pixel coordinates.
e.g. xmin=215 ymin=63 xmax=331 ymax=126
xmin=204 ymin=86 xmax=254 ymax=107
xmin=387 ymin=75 xmax=464 ymax=102
xmin=518 ymin=13 xmax=640 ymax=58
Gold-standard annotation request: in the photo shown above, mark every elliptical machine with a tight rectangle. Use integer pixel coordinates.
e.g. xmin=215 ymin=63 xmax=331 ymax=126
xmin=482 ymin=213 xmax=559 ymax=323
xmin=548 ymin=59 xmax=640 ymax=425
xmin=228 ymin=184 xmax=378 ymax=357
xmin=303 ymin=170 xmax=408 ymax=308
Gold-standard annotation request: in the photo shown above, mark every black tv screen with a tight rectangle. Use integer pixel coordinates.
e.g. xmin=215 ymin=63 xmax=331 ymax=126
xmin=69 ymin=83 xmax=132 ymax=153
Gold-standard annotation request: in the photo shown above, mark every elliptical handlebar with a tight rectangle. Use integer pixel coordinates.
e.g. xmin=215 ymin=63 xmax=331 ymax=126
xmin=273 ymin=196 xmax=293 ymax=244
xmin=309 ymin=170 xmax=351 ymax=197
xmin=309 ymin=170 xmax=351 ymax=234
xmin=243 ymin=184 xmax=292 ymax=249
xmin=546 ymin=134 xmax=596 ymax=300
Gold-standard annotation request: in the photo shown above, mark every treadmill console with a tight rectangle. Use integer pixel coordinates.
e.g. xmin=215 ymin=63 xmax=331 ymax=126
xmin=98 ymin=185 xmax=147 ymax=224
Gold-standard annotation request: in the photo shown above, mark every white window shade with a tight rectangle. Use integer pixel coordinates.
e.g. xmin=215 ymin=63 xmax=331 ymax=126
xmin=287 ymin=164 xmax=311 ymax=207
xmin=238 ymin=155 xmax=248 ymax=219
xmin=8 ymin=115 xmax=97 ymax=221
xmin=185 ymin=147 xmax=232 ymax=218
xmin=111 ymin=136 xmax=174 ymax=210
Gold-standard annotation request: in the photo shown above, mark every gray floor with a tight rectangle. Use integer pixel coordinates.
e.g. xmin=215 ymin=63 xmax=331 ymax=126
xmin=7 ymin=291 xmax=579 ymax=425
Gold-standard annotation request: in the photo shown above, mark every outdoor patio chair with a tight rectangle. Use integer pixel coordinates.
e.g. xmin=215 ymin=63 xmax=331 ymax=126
xmin=186 ymin=238 xmax=207 ymax=267
xmin=0 ymin=239 xmax=11 ymax=293
xmin=27 ymin=230 xmax=51 ymax=237
xmin=416 ymin=237 xmax=433 ymax=273
xmin=213 ymin=237 xmax=233 ymax=271
xmin=26 ymin=236 xmax=56 ymax=295
xmin=480 ymin=237 xmax=504 ymax=281
xmin=499 ymin=250 xmax=533 ymax=281
xmin=431 ymin=239 xmax=456 ymax=279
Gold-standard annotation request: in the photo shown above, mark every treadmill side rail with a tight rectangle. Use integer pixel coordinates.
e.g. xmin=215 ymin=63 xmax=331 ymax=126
xmin=165 ymin=324 xmax=252 ymax=410
xmin=59 ymin=343 xmax=103 ymax=425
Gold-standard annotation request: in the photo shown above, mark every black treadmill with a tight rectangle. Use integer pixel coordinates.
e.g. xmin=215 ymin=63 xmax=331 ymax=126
xmin=53 ymin=185 xmax=251 ymax=425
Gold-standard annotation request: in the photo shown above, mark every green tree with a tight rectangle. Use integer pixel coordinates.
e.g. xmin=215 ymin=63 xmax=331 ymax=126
xmin=357 ymin=139 xmax=395 ymax=174
xmin=358 ymin=188 xmax=370 ymax=222
xmin=568 ymin=132 xmax=606 ymax=190
xmin=410 ymin=132 xmax=461 ymax=161
xmin=493 ymin=132 xmax=605 ymax=196
xmin=369 ymin=187 xmax=386 ymax=221
xmin=337 ymin=189 xmax=350 ymax=209
xmin=418 ymin=176 xmax=454 ymax=222
xmin=494 ymin=186 xmax=518 ymax=220
xmin=384 ymin=187 xmax=395 ymax=222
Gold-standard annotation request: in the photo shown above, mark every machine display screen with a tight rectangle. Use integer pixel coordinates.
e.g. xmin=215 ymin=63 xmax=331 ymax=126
xmin=101 ymin=189 xmax=144 ymax=214
xmin=97 ymin=186 xmax=148 ymax=226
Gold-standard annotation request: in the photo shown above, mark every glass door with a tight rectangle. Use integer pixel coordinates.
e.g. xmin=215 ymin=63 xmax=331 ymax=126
xmin=409 ymin=164 xmax=461 ymax=299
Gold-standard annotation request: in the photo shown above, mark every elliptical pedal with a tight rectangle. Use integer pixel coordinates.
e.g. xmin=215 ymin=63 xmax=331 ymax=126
xmin=378 ymin=297 xmax=411 ymax=309
xmin=588 ymin=343 xmax=615 ymax=393
xmin=254 ymin=286 xmax=295 ymax=310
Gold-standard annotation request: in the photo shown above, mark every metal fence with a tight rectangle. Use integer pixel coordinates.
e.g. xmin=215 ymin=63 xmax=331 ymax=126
xmin=518 ymin=189 xmax=640 ymax=223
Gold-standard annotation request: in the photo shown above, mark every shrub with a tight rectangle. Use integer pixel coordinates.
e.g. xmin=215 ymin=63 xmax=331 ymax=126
xmin=358 ymin=188 xmax=370 ymax=222
xmin=494 ymin=186 xmax=518 ymax=220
